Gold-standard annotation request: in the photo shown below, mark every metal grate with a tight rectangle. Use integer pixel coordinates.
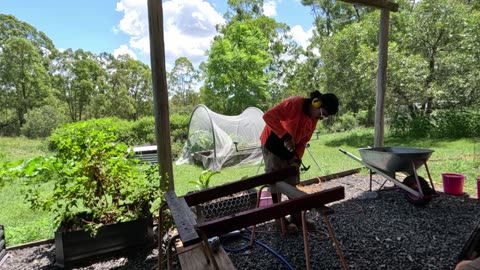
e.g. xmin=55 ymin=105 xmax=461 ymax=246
xmin=195 ymin=190 xmax=257 ymax=222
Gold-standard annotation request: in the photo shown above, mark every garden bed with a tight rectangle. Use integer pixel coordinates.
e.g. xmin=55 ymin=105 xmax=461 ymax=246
xmin=2 ymin=174 xmax=480 ymax=269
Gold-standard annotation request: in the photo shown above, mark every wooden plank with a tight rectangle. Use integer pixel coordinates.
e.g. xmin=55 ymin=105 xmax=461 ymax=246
xmin=299 ymin=168 xmax=362 ymax=186
xmin=183 ymin=167 xmax=298 ymax=206
xmin=196 ymin=186 xmax=344 ymax=238
xmin=341 ymin=0 xmax=399 ymax=12
xmin=165 ymin=191 xmax=200 ymax=247
xmin=276 ymin=181 xmax=335 ymax=215
xmin=176 ymin=242 xmax=236 ymax=270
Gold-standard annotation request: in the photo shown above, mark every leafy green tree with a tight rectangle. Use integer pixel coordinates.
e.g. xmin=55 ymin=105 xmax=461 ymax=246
xmin=319 ymin=13 xmax=380 ymax=124
xmin=302 ymin=0 xmax=369 ymax=39
xmin=202 ymin=20 xmax=271 ymax=114
xmin=203 ymin=0 xmax=307 ymax=113
xmin=386 ymin=0 xmax=479 ymax=119
xmin=0 ymin=14 xmax=55 ymax=58
xmin=0 ymin=37 xmax=50 ymax=129
xmin=103 ymin=54 xmax=152 ymax=121
xmin=168 ymin=57 xmax=199 ymax=108
xmin=51 ymin=49 xmax=106 ymax=121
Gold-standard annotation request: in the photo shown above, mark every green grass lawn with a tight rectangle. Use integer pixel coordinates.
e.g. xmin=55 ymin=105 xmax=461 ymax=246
xmin=1 ymin=129 xmax=479 ymax=245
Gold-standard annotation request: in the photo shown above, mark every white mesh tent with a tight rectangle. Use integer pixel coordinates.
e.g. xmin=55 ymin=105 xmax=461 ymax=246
xmin=176 ymin=105 xmax=265 ymax=171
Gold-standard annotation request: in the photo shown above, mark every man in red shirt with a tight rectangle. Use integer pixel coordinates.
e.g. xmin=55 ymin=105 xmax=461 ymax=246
xmin=260 ymin=90 xmax=339 ymax=233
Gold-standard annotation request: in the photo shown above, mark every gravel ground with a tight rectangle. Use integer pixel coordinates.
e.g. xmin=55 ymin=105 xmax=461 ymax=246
xmin=2 ymin=174 xmax=480 ymax=270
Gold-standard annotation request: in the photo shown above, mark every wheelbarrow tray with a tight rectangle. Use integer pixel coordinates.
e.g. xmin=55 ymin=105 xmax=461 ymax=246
xmin=358 ymin=147 xmax=433 ymax=175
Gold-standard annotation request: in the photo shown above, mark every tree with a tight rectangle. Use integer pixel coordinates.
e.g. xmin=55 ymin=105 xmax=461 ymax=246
xmin=0 ymin=14 xmax=55 ymax=58
xmin=202 ymin=0 xmax=309 ymax=113
xmin=301 ymin=0 xmax=370 ymax=39
xmin=202 ymin=20 xmax=272 ymax=114
xmin=104 ymin=54 xmax=152 ymax=121
xmin=168 ymin=57 xmax=199 ymax=108
xmin=393 ymin=0 xmax=477 ymax=114
xmin=0 ymin=37 xmax=50 ymax=130
xmin=51 ymin=49 xmax=106 ymax=122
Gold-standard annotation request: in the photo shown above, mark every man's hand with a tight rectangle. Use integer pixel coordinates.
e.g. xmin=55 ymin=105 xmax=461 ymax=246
xmin=284 ymin=138 xmax=295 ymax=152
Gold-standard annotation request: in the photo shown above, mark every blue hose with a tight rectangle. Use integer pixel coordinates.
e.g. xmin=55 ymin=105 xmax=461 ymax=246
xmin=221 ymin=234 xmax=295 ymax=270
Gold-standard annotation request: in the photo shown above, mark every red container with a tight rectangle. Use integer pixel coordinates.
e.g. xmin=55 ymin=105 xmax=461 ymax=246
xmin=442 ymin=173 xmax=465 ymax=195
xmin=259 ymin=191 xmax=273 ymax=207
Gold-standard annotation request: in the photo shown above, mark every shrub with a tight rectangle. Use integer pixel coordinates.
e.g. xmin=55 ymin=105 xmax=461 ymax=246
xmin=388 ymin=113 xmax=434 ymax=138
xmin=388 ymin=109 xmax=480 ymax=139
xmin=331 ymin=112 xmax=359 ymax=132
xmin=21 ymin=104 xmax=69 ymax=138
xmin=131 ymin=117 xmax=156 ymax=145
xmin=12 ymin=122 xmax=161 ymax=235
xmin=48 ymin=118 xmax=133 ymax=151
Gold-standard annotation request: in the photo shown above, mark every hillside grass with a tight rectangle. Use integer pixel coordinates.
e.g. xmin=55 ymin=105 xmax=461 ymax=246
xmin=1 ymin=128 xmax=479 ymax=245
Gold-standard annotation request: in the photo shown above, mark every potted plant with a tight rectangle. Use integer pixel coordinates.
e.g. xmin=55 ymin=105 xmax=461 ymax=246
xmin=13 ymin=119 xmax=160 ymax=267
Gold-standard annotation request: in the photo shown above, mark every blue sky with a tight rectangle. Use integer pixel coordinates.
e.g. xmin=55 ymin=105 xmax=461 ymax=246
xmin=1 ymin=0 xmax=315 ymax=69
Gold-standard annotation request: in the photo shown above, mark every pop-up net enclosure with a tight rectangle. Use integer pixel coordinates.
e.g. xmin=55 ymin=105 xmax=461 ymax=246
xmin=176 ymin=105 xmax=265 ymax=171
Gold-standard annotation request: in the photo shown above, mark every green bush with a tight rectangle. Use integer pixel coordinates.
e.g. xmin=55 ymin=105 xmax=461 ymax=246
xmin=130 ymin=114 xmax=190 ymax=159
xmin=21 ymin=104 xmax=69 ymax=138
xmin=131 ymin=117 xmax=156 ymax=144
xmin=331 ymin=112 xmax=359 ymax=132
xmin=431 ymin=111 xmax=478 ymax=139
xmin=12 ymin=122 xmax=161 ymax=234
xmin=0 ymin=118 xmax=20 ymax=136
xmin=48 ymin=118 xmax=134 ymax=151
xmin=388 ymin=110 xmax=480 ymax=139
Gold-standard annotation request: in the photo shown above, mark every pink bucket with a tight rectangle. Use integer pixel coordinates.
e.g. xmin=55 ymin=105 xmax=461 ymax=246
xmin=442 ymin=173 xmax=465 ymax=195
xmin=259 ymin=191 xmax=273 ymax=207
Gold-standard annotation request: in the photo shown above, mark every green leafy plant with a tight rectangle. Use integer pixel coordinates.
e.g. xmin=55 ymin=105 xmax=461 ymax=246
xmin=9 ymin=119 xmax=161 ymax=235
xmin=189 ymin=169 xmax=220 ymax=190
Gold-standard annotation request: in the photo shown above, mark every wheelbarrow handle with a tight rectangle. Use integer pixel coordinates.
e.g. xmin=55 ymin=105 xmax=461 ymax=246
xmin=338 ymin=148 xmax=362 ymax=163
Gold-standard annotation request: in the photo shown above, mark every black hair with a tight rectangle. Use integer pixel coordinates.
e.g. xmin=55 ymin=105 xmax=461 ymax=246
xmin=303 ymin=90 xmax=339 ymax=115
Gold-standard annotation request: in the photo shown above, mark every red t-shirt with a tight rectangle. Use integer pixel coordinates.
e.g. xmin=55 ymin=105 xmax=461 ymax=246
xmin=260 ymin=96 xmax=318 ymax=159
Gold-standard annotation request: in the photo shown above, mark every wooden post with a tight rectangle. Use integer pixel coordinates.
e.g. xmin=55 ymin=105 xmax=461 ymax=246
xmin=374 ymin=8 xmax=390 ymax=147
xmin=147 ymin=0 xmax=174 ymax=192
xmin=147 ymin=1 xmax=174 ymax=269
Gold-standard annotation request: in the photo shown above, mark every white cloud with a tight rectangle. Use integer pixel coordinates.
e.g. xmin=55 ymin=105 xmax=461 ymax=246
xmin=289 ymin=25 xmax=313 ymax=50
xmin=263 ymin=1 xmax=278 ymax=17
xmin=113 ymin=44 xmax=138 ymax=59
xmin=115 ymin=0 xmax=225 ymax=68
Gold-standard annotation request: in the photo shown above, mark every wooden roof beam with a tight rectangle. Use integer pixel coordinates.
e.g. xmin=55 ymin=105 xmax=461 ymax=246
xmin=341 ymin=0 xmax=399 ymax=12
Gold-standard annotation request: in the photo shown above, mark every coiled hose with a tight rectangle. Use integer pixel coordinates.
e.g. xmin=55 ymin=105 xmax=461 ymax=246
xmin=221 ymin=232 xmax=295 ymax=270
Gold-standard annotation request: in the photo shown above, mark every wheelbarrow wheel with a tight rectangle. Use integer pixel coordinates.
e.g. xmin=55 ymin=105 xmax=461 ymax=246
xmin=402 ymin=175 xmax=434 ymax=206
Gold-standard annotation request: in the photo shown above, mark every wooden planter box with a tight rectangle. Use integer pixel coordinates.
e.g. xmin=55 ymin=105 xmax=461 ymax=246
xmin=55 ymin=217 xmax=154 ymax=268
xmin=0 ymin=225 xmax=6 ymax=263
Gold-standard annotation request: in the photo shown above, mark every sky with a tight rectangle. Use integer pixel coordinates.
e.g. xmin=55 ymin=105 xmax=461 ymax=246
xmin=0 ymin=0 xmax=315 ymax=69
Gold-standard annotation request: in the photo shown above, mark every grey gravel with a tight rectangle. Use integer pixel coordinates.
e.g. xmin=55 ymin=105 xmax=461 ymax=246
xmin=2 ymin=174 xmax=480 ymax=270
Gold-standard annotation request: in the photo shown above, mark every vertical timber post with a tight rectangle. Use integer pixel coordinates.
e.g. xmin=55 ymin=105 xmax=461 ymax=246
xmin=147 ymin=0 xmax=174 ymax=191
xmin=374 ymin=8 xmax=390 ymax=148
xmin=147 ymin=0 xmax=174 ymax=269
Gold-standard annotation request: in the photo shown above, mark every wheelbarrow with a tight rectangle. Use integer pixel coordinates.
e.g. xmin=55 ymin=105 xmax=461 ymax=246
xmin=339 ymin=147 xmax=437 ymax=205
